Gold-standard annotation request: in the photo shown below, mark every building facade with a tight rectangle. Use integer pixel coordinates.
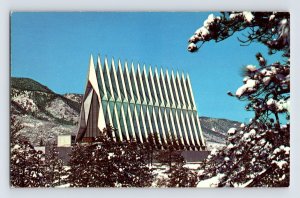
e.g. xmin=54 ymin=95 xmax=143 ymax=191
xmin=76 ymin=55 xmax=206 ymax=151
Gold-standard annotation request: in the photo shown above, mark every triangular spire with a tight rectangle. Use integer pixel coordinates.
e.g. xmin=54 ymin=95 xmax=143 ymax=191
xmin=103 ymin=56 xmax=115 ymax=101
xmin=130 ymin=62 xmax=141 ymax=104
xmin=181 ymin=72 xmax=192 ymax=110
xmin=110 ymin=57 xmax=122 ymax=102
xmin=97 ymin=55 xmax=108 ymax=100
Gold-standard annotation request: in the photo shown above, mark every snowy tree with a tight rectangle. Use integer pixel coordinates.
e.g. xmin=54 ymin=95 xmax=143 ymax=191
xmin=155 ymin=135 xmax=184 ymax=171
xmin=68 ymin=125 xmax=153 ymax=187
xmin=68 ymin=143 xmax=96 ymax=187
xmin=44 ymin=144 xmax=67 ymax=187
xmin=188 ymin=12 xmax=290 ymax=187
xmin=167 ymin=166 xmax=197 ymax=187
xmin=10 ymin=116 xmax=47 ymax=187
xmin=114 ymin=140 xmax=153 ymax=187
xmin=154 ymin=135 xmax=197 ymax=187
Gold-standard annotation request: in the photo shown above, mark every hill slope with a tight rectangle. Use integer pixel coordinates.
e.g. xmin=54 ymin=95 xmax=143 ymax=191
xmin=11 ymin=77 xmax=81 ymax=145
xmin=199 ymin=116 xmax=241 ymax=150
xmin=199 ymin=116 xmax=241 ymax=144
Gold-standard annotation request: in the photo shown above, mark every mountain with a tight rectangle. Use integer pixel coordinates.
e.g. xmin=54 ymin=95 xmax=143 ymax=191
xmin=63 ymin=93 xmax=83 ymax=104
xmin=11 ymin=77 xmax=82 ymax=145
xmin=199 ymin=116 xmax=241 ymax=150
xmin=11 ymin=77 xmax=241 ymax=149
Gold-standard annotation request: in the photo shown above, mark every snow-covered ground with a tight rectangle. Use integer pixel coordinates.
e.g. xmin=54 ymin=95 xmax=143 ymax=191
xmin=197 ymin=173 xmax=225 ymax=188
xmin=206 ymin=141 xmax=225 ymax=151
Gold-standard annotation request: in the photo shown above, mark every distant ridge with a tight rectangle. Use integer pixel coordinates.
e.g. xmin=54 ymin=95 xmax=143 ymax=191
xmin=11 ymin=77 xmax=53 ymax=93
xmin=199 ymin=116 xmax=241 ymax=144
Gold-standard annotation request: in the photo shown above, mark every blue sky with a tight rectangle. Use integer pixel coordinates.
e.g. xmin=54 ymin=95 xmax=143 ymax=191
xmin=11 ymin=12 xmax=282 ymax=122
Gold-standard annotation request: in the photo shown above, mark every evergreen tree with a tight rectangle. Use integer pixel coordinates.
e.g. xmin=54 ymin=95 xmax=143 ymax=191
xmin=167 ymin=166 xmax=197 ymax=187
xmin=68 ymin=125 xmax=153 ymax=187
xmin=188 ymin=12 xmax=290 ymax=187
xmin=155 ymin=135 xmax=184 ymax=171
xmin=10 ymin=116 xmax=47 ymax=187
xmin=153 ymin=134 xmax=197 ymax=187
xmin=68 ymin=143 xmax=95 ymax=187
xmin=44 ymin=143 xmax=67 ymax=187
xmin=116 ymin=140 xmax=153 ymax=187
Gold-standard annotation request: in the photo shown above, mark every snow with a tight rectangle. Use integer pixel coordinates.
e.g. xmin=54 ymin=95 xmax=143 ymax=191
xmin=227 ymin=143 xmax=234 ymax=149
xmin=276 ymin=99 xmax=286 ymax=111
xmin=248 ymin=129 xmax=256 ymax=136
xmin=13 ymin=144 xmax=20 ymax=150
xmin=267 ymin=98 xmax=275 ymax=106
xmin=210 ymin=148 xmax=218 ymax=156
xmin=246 ymin=65 xmax=257 ymax=72
xmin=281 ymin=18 xmax=288 ymax=25
xmin=273 ymin=145 xmax=290 ymax=155
xmin=56 ymin=183 xmax=70 ymax=188
xmin=243 ymin=76 xmax=250 ymax=82
xmin=242 ymin=132 xmax=252 ymax=141
xmin=227 ymin=128 xmax=236 ymax=135
xmin=195 ymin=26 xmax=210 ymax=38
xmin=235 ymin=86 xmax=246 ymax=97
xmin=267 ymin=98 xmax=290 ymax=112
xmin=272 ymin=160 xmax=288 ymax=169
xmin=246 ymin=79 xmax=257 ymax=87
xmin=206 ymin=141 xmax=225 ymax=151
xmin=284 ymin=147 xmax=290 ymax=155
xmin=269 ymin=14 xmax=275 ymax=21
xmin=233 ymin=179 xmax=253 ymax=187
xmin=258 ymin=138 xmax=266 ymax=146
xmin=203 ymin=14 xmax=215 ymax=28
xmin=243 ymin=12 xmax=254 ymax=23
xmin=279 ymin=145 xmax=290 ymax=154
xmin=258 ymin=56 xmax=265 ymax=63
xmin=246 ymin=79 xmax=257 ymax=88
xmin=279 ymin=174 xmax=286 ymax=181
xmin=187 ymin=43 xmax=197 ymax=51
xmin=183 ymin=163 xmax=201 ymax=170
xmin=263 ymin=76 xmax=271 ymax=85
xmin=189 ymin=35 xmax=199 ymax=43
xmin=108 ymin=152 xmax=115 ymax=159
xmin=236 ymin=79 xmax=258 ymax=97
xmin=229 ymin=13 xmax=242 ymax=20
xmin=281 ymin=99 xmax=290 ymax=112
xmin=197 ymin=173 xmax=225 ymax=187
xmin=260 ymin=68 xmax=273 ymax=76
xmin=224 ymin=157 xmax=230 ymax=162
